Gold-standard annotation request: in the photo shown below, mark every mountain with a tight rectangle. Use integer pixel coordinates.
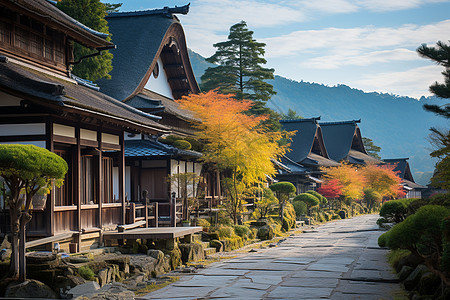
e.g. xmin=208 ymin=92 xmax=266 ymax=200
xmin=188 ymin=50 xmax=448 ymax=185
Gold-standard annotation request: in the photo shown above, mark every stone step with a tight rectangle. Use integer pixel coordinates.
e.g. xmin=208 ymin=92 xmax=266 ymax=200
xmin=192 ymin=233 xmax=203 ymax=243
xmin=203 ymin=247 xmax=216 ymax=256
xmin=200 ymin=242 xmax=210 ymax=249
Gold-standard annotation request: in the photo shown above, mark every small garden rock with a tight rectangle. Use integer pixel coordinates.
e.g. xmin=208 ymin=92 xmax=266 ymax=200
xmin=5 ymin=279 xmax=57 ymax=299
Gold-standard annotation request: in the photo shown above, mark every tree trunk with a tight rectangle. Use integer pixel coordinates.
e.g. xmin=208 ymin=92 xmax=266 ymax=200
xmin=9 ymin=205 xmax=19 ymax=279
xmin=19 ymin=215 xmax=26 ymax=282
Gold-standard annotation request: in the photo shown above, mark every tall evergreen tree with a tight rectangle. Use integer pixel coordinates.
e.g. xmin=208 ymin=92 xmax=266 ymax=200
xmin=417 ymin=41 xmax=450 ymax=118
xmin=362 ymin=137 xmax=381 ymax=159
xmin=200 ymin=21 xmax=279 ymax=129
xmin=56 ymin=0 xmax=120 ymax=81
xmin=417 ymin=40 xmax=450 ymax=189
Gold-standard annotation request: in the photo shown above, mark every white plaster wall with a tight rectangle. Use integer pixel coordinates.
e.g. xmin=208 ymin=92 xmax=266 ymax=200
xmin=53 ymin=124 xmax=75 ymax=138
xmin=102 ymin=133 xmax=119 ymax=145
xmin=80 ymin=129 xmax=97 ymax=141
xmin=144 ymin=57 xmax=174 ymax=99
xmin=0 ymin=92 xmax=22 ymax=106
xmin=0 ymin=123 xmax=45 ymax=136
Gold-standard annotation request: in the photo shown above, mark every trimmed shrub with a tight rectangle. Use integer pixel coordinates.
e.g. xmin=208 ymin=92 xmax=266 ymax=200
xmin=78 ymin=266 xmax=95 ymax=281
xmin=293 ymin=193 xmax=320 ymax=208
xmin=173 ymin=139 xmax=191 ymax=150
xmin=306 ymin=190 xmax=327 ymax=205
xmin=196 ymin=218 xmax=211 ymax=228
xmin=292 ymin=200 xmax=307 ymax=217
xmin=217 ymin=225 xmax=234 ymax=239
xmin=282 ymin=202 xmax=296 ymax=231
xmin=379 ymin=199 xmax=409 ymax=224
xmin=234 ymin=225 xmax=252 ymax=240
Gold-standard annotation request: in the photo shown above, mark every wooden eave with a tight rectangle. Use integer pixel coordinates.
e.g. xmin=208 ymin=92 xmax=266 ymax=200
xmin=127 ymin=23 xmax=199 ymax=101
xmin=2 ymin=0 xmax=114 ymax=49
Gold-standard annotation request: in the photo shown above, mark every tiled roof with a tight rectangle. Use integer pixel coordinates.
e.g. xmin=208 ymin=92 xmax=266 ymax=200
xmin=0 ymin=59 xmax=170 ymax=135
xmin=125 ymin=139 xmax=202 ymax=159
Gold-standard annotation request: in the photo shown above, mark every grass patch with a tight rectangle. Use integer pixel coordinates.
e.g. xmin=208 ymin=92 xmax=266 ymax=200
xmin=387 ymin=249 xmax=411 ymax=268
xmin=77 ymin=266 xmax=95 ymax=281
xmin=134 ymin=276 xmax=179 ymax=297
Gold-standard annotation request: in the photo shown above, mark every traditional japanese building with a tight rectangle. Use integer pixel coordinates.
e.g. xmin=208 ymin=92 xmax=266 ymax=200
xmin=0 ymin=0 xmax=171 ymax=251
xmin=384 ymin=158 xmax=426 ymax=198
xmin=96 ymin=5 xmax=219 ymax=223
xmin=278 ymin=118 xmax=339 ymax=192
xmin=319 ymin=120 xmax=381 ymax=165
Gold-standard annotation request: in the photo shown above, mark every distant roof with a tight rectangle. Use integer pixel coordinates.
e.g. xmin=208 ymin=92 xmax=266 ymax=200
xmin=0 ymin=59 xmax=170 ymax=135
xmin=278 ymin=156 xmax=309 ymax=174
xmin=125 ymin=139 xmax=202 ymax=159
xmin=127 ymin=89 xmax=198 ymax=122
xmin=384 ymin=158 xmax=415 ymax=182
xmin=5 ymin=0 xmax=114 ymax=48
xmin=280 ymin=118 xmax=322 ymax=163
xmin=320 ymin=120 xmax=374 ymax=164
xmin=303 ymin=153 xmax=340 ymax=168
xmin=97 ymin=5 xmax=199 ymax=101
xmin=402 ymin=179 xmax=426 ymax=190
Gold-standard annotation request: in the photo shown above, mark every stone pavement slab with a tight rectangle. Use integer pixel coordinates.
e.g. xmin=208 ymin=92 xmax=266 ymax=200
xmin=142 ymin=215 xmax=405 ymax=300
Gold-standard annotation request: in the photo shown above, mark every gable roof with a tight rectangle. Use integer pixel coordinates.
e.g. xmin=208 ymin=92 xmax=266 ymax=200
xmin=320 ymin=120 xmax=380 ymax=164
xmin=97 ymin=5 xmax=199 ymax=102
xmin=0 ymin=58 xmax=170 ymax=135
xmin=281 ymin=118 xmax=325 ymax=161
xmin=384 ymin=158 xmax=415 ymax=182
xmin=4 ymin=0 xmax=114 ymax=49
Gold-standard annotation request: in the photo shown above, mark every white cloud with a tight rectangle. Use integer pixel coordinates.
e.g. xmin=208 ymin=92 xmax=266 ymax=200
xmin=356 ymin=0 xmax=450 ymax=12
xmin=352 ymin=65 xmax=443 ymax=98
xmin=184 ymin=0 xmax=305 ymax=32
xmin=261 ymin=20 xmax=450 ymax=63
xmin=302 ymin=49 xmax=417 ymax=69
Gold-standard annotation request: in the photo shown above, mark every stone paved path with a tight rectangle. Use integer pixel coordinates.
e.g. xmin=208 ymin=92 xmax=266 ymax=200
xmin=139 ymin=215 xmax=405 ymax=299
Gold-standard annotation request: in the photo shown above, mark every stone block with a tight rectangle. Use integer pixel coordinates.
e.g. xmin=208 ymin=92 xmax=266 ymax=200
xmin=403 ymin=264 xmax=429 ymax=291
xmin=179 ymin=243 xmax=205 ymax=263
xmin=5 ymin=279 xmax=57 ymax=299
xmin=398 ymin=265 xmax=414 ymax=281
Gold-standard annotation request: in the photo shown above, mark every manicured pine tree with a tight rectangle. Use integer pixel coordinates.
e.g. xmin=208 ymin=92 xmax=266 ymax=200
xmin=200 ymin=21 xmax=280 ymax=130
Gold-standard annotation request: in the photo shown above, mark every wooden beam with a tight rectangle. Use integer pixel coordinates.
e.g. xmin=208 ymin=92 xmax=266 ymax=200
xmin=75 ymin=127 xmax=81 ymax=250
xmin=163 ymin=64 xmax=184 ymax=70
xmin=46 ymin=119 xmax=54 ymax=236
xmin=97 ymin=130 xmax=103 ymax=235
xmin=119 ymin=133 xmax=126 ymax=225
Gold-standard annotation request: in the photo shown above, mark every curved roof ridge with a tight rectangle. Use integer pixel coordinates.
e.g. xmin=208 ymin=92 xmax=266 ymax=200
xmin=107 ymin=4 xmax=190 ymax=19
xmin=320 ymin=119 xmax=361 ymax=126
xmin=280 ymin=117 xmax=320 ymax=124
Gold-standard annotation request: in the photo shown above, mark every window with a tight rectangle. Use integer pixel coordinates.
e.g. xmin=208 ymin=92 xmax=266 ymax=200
xmin=54 ymin=150 xmax=73 ymax=206
xmin=81 ymin=156 xmax=98 ymax=205
xmin=102 ymin=157 xmax=114 ymax=203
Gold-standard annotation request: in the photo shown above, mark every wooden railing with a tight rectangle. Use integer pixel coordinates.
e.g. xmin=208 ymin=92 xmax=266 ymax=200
xmin=126 ymin=202 xmax=158 ymax=228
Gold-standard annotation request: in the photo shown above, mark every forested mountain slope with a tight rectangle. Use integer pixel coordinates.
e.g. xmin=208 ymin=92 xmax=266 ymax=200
xmin=188 ymin=50 xmax=448 ymax=185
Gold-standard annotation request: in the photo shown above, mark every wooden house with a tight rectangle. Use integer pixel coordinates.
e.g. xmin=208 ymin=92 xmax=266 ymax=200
xmin=384 ymin=158 xmax=426 ymax=198
xmin=279 ymin=118 xmax=339 ymax=192
xmin=0 ymin=0 xmax=171 ymax=251
xmin=319 ymin=120 xmax=381 ymax=165
xmin=96 ymin=5 xmax=221 ymax=224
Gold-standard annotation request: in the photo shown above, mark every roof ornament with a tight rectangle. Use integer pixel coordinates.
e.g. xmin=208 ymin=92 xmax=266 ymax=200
xmin=162 ymin=3 xmax=190 ymax=18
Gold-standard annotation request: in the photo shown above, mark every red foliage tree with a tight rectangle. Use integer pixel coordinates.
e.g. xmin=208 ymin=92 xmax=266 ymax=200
xmin=317 ymin=179 xmax=343 ymax=199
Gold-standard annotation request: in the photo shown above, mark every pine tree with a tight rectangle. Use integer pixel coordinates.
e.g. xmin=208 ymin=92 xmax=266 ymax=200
xmin=362 ymin=137 xmax=381 ymax=159
xmin=417 ymin=41 xmax=450 ymax=118
xmin=201 ymin=21 xmax=276 ymax=102
xmin=56 ymin=0 xmax=119 ymax=81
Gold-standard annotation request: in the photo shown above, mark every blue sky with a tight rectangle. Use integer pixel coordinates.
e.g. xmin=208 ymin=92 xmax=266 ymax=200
xmin=106 ymin=0 xmax=450 ymax=99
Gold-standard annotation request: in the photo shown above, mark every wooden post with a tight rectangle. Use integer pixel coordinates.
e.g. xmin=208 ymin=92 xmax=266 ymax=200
xmin=154 ymin=202 xmax=159 ymax=228
xmin=75 ymin=127 xmax=81 ymax=251
xmin=171 ymin=192 xmax=176 ymax=227
xmin=119 ymin=133 xmax=126 ymax=225
xmin=46 ymin=119 xmax=55 ymax=236
xmin=97 ymin=131 xmax=103 ymax=231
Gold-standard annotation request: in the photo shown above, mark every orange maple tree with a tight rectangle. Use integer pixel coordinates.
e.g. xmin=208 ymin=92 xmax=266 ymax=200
xmin=322 ymin=163 xmax=366 ymax=200
xmin=176 ymin=90 xmax=292 ymax=223
xmin=317 ymin=179 xmax=343 ymax=199
xmin=361 ymin=164 xmax=405 ymax=198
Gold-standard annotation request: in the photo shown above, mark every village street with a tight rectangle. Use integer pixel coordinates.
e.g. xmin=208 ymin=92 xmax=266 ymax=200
xmin=140 ymin=214 xmax=404 ymax=300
